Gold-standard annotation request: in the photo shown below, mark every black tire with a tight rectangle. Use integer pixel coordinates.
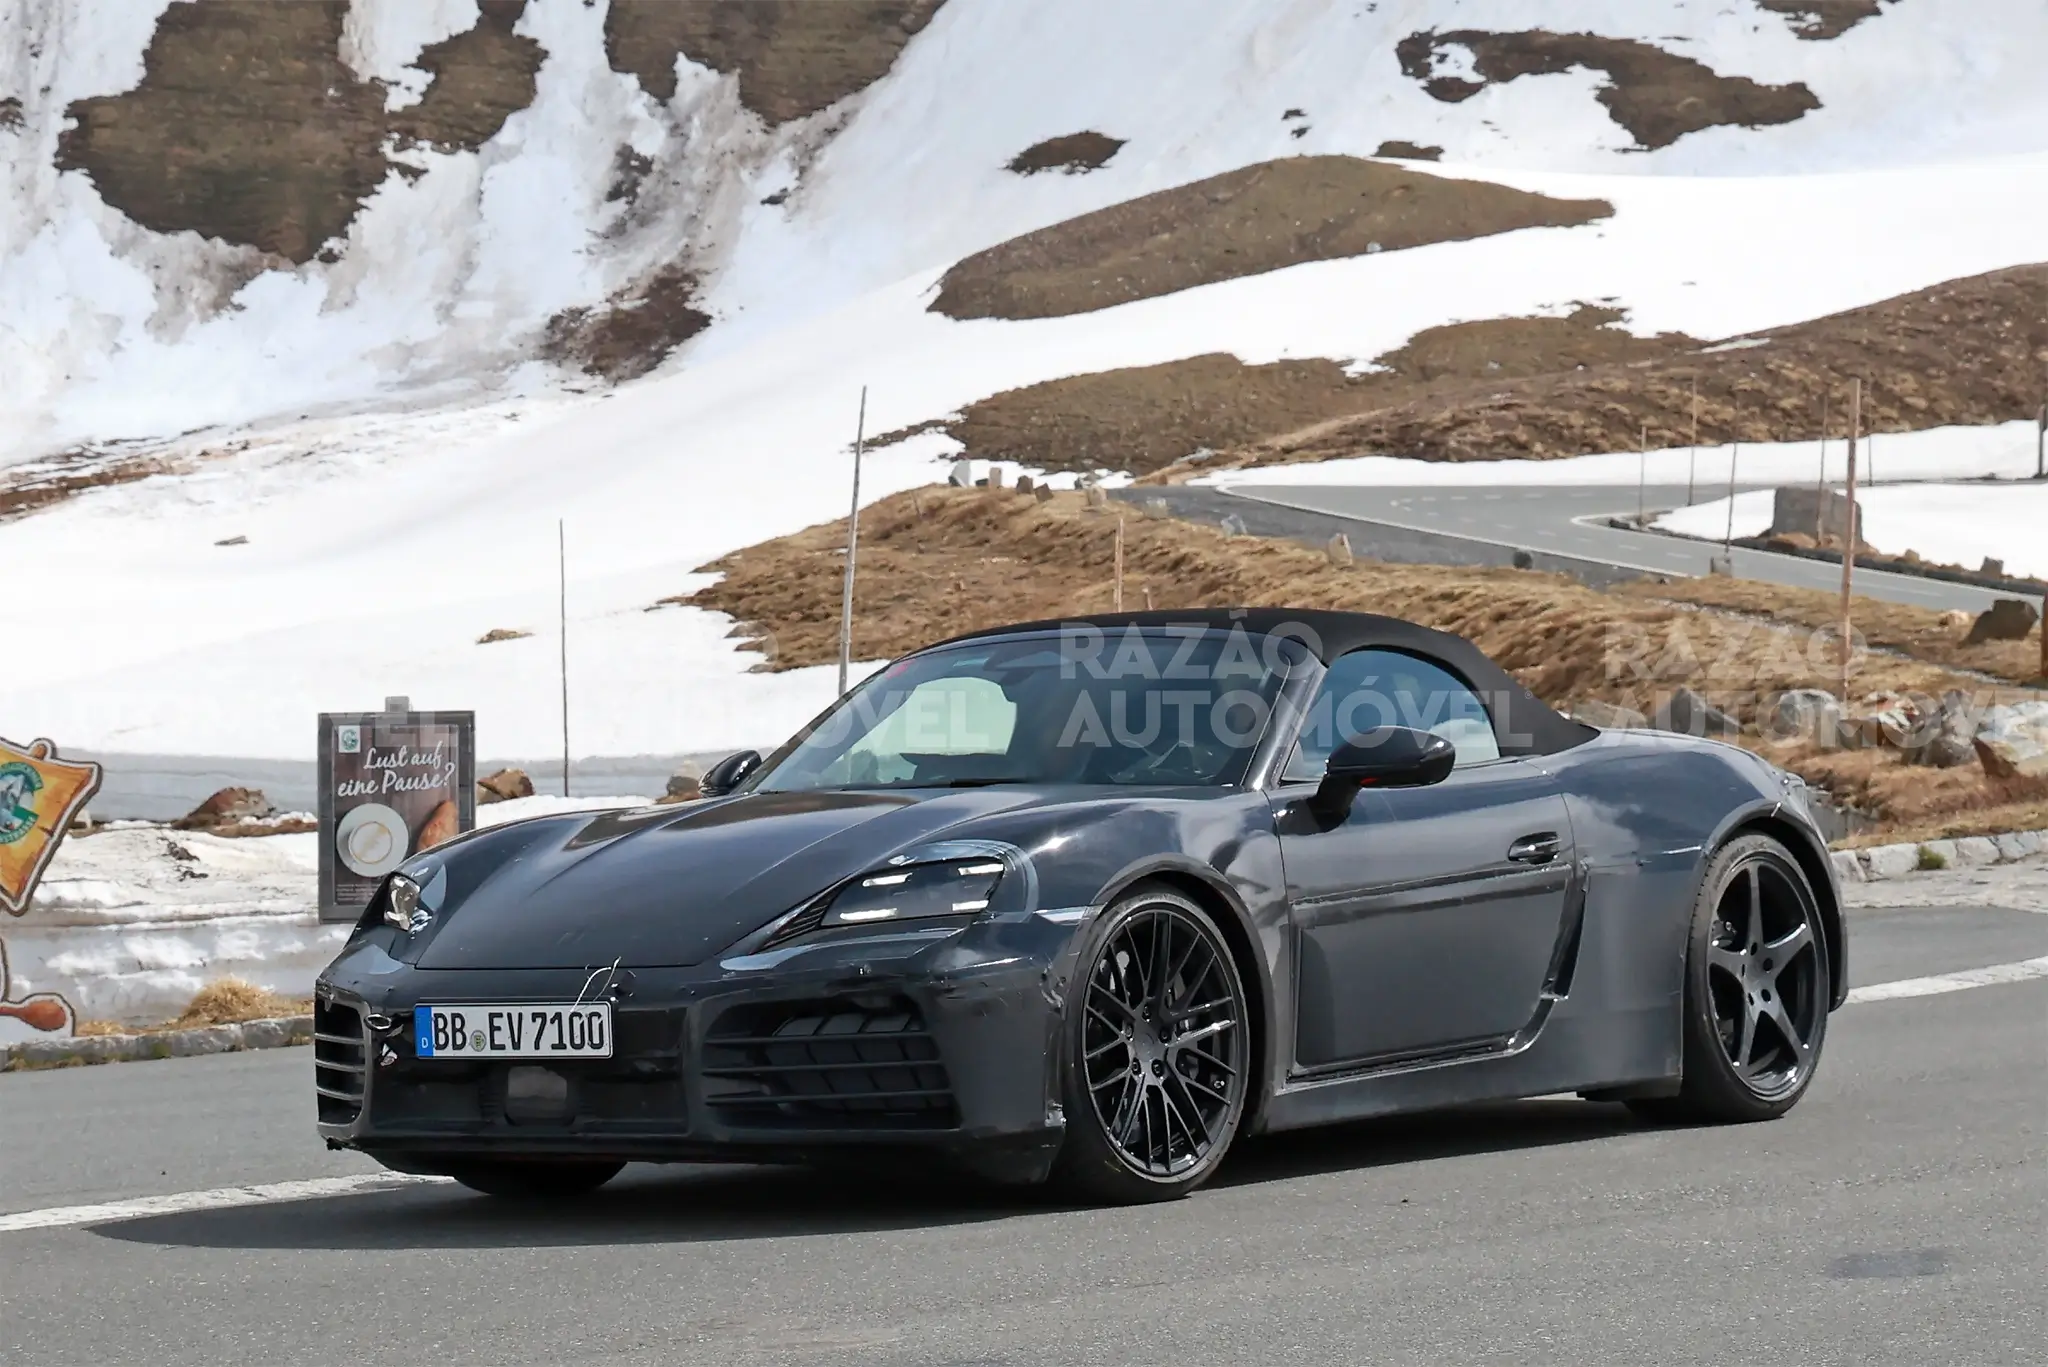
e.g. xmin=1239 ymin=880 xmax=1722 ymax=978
xmin=1054 ymin=884 xmax=1252 ymax=1204
xmin=1629 ymin=833 xmax=1830 ymax=1126
xmin=440 ymin=1158 xmax=625 ymax=1199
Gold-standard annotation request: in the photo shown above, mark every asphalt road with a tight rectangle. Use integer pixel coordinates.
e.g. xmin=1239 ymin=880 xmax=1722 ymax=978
xmin=3 ymin=899 xmax=2044 ymax=1367
xmin=1226 ymin=483 xmax=2022 ymax=615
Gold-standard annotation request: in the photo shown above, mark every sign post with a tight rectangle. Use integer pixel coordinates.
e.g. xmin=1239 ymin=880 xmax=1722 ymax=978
xmin=317 ymin=699 xmax=475 ymax=923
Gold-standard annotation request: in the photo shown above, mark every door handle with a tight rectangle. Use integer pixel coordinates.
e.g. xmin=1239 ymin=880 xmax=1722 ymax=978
xmin=1508 ymin=833 xmax=1561 ymax=865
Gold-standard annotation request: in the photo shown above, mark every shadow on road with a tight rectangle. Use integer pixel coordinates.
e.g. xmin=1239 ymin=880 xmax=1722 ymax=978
xmin=92 ymin=1098 xmax=1641 ymax=1251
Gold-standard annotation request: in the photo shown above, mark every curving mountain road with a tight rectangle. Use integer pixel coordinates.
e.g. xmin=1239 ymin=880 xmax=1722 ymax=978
xmin=1223 ymin=483 xmax=2021 ymax=615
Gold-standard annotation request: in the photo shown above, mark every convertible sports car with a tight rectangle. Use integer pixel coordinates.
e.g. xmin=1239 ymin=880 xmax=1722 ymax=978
xmin=315 ymin=609 xmax=1846 ymax=1204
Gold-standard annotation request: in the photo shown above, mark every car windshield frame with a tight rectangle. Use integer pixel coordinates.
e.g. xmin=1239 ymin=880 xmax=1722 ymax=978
xmin=743 ymin=626 xmax=1315 ymax=795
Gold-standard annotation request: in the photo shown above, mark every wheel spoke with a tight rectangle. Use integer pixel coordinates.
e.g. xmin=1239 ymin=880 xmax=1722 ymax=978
xmin=1169 ymin=1017 xmax=1236 ymax=1049
xmin=1730 ymin=999 xmax=1760 ymax=1070
xmin=1743 ymin=866 xmax=1763 ymax=947
xmin=1162 ymin=1074 xmax=1209 ymax=1151
xmin=1762 ymin=920 xmax=1813 ymax=967
xmin=1084 ymin=1035 xmax=1129 ymax=1062
xmin=1708 ymin=943 xmax=1748 ymax=980
xmin=1760 ymin=995 xmax=1812 ymax=1065
xmin=1149 ymin=914 xmax=1172 ymax=1009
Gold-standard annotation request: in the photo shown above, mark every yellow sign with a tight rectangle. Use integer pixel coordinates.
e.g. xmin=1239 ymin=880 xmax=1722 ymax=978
xmin=0 ymin=737 xmax=102 ymax=916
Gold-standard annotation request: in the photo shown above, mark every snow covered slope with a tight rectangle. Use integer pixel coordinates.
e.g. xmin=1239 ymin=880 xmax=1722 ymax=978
xmin=5 ymin=0 xmax=2048 ymax=762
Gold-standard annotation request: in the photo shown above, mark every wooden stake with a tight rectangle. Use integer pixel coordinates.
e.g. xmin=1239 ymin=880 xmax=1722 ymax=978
xmin=1143 ymin=584 xmax=1154 ymax=611
xmin=1723 ymin=399 xmax=1741 ymax=555
xmin=1814 ymin=388 xmax=1830 ymax=544
xmin=1113 ymin=515 xmax=1125 ymax=612
xmin=1686 ymin=376 xmax=1699 ymax=506
xmin=836 ymin=386 xmax=868 ymax=697
xmin=1637 ymin=424 xmax=1648 ymax=525
xmin=1839 ymin=378 xmax=1862 ymax=701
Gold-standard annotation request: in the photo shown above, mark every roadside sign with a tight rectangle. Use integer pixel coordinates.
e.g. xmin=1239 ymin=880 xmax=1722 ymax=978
xmin=317 ymin=701 xmax=475 ymax=923
xmin=0 ymin=737 xmax=102 ymax=916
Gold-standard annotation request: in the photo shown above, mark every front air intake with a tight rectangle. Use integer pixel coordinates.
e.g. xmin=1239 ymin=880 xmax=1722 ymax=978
xmin=313 ymin=997 xmax=367 ymax=1125
xmin=701 ymin=996 xmax=957 ymax=1130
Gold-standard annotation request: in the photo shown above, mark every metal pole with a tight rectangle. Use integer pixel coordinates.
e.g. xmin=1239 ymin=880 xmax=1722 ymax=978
xmin=836 ymin=386 xmax=868 ymax=697
xmin=1840 ymin=378 xmax=1861 ymax=702
xmin=1637 ymin=424 xmax=1648 ymax=526
xmin=1814 ymin=388 xmax=1830 ymax=543
xmin=558 ymin=519 xmax=570 ymax=798
xmin=1687 ymin=376 xmax=1698 ymax=506
xmin=1723 ymin=400 xmax=1740 ymax=556
xmin=1113 ymin=515 xmax=1125 ymax=611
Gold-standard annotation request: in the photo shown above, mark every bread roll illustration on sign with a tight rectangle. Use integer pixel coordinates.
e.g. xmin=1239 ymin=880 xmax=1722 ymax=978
xmin=418 ymin=799 xmax=459 ymax=852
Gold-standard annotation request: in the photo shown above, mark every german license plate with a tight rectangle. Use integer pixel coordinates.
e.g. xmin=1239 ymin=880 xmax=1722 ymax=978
xmin=413 ymin=1003 xmax=612 ymax=1059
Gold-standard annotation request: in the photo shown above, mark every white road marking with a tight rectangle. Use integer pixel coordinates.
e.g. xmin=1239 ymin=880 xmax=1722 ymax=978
xmin=0 ymin=1173 xmax=452 ymax=1234
xmin=3 ymin=959 xmax=2044 ymax=1237
xmin=1844 ymin=955 xmax=2048 ymax=1005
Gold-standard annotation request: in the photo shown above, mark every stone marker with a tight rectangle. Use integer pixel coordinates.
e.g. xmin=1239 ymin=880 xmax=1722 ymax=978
xmin=1326 ymin=533 xmax=1353 ymax=566
xmin=1964 ymin=598 xmax=2039 ymax=645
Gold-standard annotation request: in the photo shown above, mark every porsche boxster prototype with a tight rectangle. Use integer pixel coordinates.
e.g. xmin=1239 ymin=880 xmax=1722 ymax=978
xmin=314 ymin=609 xmax=1846 ymax=1204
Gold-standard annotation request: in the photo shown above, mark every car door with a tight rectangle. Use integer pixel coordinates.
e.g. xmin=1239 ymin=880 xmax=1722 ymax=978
xmin=1272 ymin=648 xmax=1576 ymax=1070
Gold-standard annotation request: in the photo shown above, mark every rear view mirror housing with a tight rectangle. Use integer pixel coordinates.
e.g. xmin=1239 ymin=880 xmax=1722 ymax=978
xmin=1312 ymin=727 xmax=1457 ymax=817
xmin=701 ymin=750 xmax=763 ymax=798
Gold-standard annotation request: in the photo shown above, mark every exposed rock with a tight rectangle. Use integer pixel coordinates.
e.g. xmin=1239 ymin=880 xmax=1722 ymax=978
xmin=174 ymin=787 xmax=274 ymax=830
xmin=0 ymin=97 xmax=22 ymax=132
xmin=1396 ymin=29 xmax=1820 ymax=150
xmin=601 ymin=0 xmax=945 ymax=121
xmin=660 ymin=761 xmax=705 ymax=804
xmin=1981 ymin=556 xmax=2006 ymax=577
xmin=477 ymin=627 xmax=533 ymax=645
xmin=477 ymin=768 xmax=535 ymax=804
xmin=1838 ymin=690 xmax=1918 ymax=750
xmin=1756 ymin=1 xmax=1888 ymax=42
xmin=1936 ymin=608 xmax=1973 ymax=632
xmin=1567 ymin=699 xmax=1646 ymax=730
xmin=1770 ymin=485 xmax=1859 ymax=545
xmin=1906 ymin=690 xmax=1978 ymax=768
xmin=542 ymin=261 xmax=711 ymax=383
xmin=1326 ymin=533 xmax=1353 ymax=567
xmin=1652 ymin=686 xmax=1741 ymax=738
xmin=1863 ymin=843 xmax=1921 ymax=879
xmin=59 ymin=1 xmax=542 ymax=263
xmin=1765 ymin=688 xmax=1842 ymax=745
xmin=1374 ymin=140 xmax=1443 ymax=161
xmin=1007 ymin=131 xmax=1125 ymax=175
xmin=1964 ymin=598 xmax=2040 ymax=645
xmin=1974 ymin=701 xmax=2048 ymax=781
xmin=1511 ymin=550 xmax=1535 ymax=570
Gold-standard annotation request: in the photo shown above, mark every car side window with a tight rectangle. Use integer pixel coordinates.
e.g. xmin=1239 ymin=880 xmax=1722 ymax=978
xmin=1283 ymin=648 xmax=1502 ymax=781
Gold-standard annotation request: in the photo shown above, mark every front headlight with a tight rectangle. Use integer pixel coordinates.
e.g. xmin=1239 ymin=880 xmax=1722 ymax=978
xmin=821 ymin=857 xmax=1005 ymax=928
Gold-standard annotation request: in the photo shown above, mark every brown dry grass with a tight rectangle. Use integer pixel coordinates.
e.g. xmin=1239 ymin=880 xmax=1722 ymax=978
xmin=1638 ymin=576 xmax=2048 ymax=687
xmin=1396 ymin=30 xmax=1819 ymax=149
xmin=1243 ymin=264 xmax=2048 ymax=469
xmin=942 ymin=306 xmax=1684 ymax=476
xmin=932 ymin=156 xmax=1610 ymax=322
xmin=75 ymin=978 xmax=309 ymax=1038
xmin=676 ymin=487 xmax=2043 ymax=837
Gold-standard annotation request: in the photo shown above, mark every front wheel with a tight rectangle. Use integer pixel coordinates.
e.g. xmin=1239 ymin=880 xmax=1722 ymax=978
xmin=1629 ymin=833 xmax=1830 ymax=1126
xmin=439 ymin=1158 xmax=625 ymax=1199
xmin=1054 ymin=885 xmax=1252 ymax=1203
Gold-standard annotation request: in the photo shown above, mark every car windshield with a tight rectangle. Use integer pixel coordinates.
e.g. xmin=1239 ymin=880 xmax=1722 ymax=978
xmin=749 ymin=627 xmax=1304 ymax=792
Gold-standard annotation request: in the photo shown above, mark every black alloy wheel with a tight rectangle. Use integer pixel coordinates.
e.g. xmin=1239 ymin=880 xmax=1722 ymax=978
xmin=1631 ymin=833 xmax=1829 ymax=1125
xmin=1057 ymin=885 xmax=1251 ymax=1202
xmin=440 ymin=1158 xmax=625 ymax=1199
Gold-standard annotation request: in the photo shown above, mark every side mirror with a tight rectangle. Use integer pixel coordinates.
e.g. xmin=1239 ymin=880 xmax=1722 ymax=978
xmin=1312 ymin=727 xmax=1456 ymax=816
xmin=700 ymin=749 xmax=762 ymax=798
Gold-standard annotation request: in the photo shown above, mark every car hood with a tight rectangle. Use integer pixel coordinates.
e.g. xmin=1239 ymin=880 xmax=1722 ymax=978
xmin=410 ymin=786 xmax=1109 ymax=970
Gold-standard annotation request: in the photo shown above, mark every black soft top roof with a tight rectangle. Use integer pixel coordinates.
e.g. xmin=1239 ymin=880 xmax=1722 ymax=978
xmin=928 ymin=608 xmax=1595 ymax=758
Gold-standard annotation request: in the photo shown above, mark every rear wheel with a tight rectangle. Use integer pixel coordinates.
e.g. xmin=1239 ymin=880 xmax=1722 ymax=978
xmin=1629 ymin=833 xmax=1829 ymax=1125
xmin=440 ymin=1158 xmax=625 ymax=1199
xmin=1055 ymin=885 xmax=1251 ymax=1203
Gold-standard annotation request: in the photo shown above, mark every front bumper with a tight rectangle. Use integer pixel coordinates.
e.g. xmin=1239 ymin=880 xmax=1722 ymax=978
xmin=314 ymin=913 xmax=1087 ymax=1183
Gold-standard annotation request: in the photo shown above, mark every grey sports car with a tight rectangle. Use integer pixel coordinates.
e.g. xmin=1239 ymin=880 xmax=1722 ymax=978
xmin=314 ymin=609 xmax=1845 ymax=1204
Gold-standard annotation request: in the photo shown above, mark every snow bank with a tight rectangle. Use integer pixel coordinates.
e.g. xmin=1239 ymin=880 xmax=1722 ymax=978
xmin=3 ymin=793 xmax=643 ymax=1026
xmin=1659 ymin=479 xmax=2048 ymax=583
